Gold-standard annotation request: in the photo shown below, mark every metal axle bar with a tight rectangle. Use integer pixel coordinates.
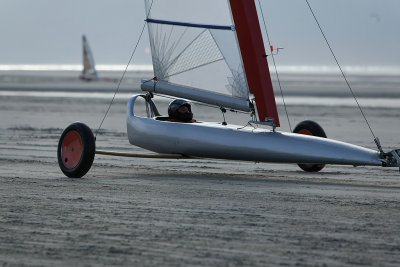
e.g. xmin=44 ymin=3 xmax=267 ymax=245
xmin=95 ymin=150 xmax=195 ymax=159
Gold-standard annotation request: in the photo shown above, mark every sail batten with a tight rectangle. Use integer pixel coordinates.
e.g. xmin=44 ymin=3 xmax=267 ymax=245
xmin=146 ymin=18 xmax=234 ymax=31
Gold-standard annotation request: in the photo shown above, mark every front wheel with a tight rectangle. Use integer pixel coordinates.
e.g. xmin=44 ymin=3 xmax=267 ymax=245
xmin=293 ymin=120 xmax=326 ymax=172
xmin=57 ymin=122 xmax=95 ymax=178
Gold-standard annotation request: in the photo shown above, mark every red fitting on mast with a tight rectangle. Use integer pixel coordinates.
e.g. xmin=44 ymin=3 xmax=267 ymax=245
xmin=229 ymin=0 xmax=280 ymax=126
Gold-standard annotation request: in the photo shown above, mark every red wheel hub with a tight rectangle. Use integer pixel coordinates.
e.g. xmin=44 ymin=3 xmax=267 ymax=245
xmin=298 ymin=129 xmax=313 ymax=136
xmin=61 ymin=131 xmax=83 ymax=169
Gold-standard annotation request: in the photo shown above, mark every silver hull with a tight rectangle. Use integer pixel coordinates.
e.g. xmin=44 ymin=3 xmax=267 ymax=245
xmin=127 ymin=95 xmax=382 ymax=166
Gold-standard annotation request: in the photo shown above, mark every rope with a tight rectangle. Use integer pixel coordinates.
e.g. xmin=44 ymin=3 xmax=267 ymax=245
xmin=257 ymin=0 xmax=292 ymax=132
xmin=94 ymin=22 xmax=147 ymax=138
xmin=305 ymin=0 xmax=377 ymax=141
xmin=95 ymin=0 xmax=155 ymax=138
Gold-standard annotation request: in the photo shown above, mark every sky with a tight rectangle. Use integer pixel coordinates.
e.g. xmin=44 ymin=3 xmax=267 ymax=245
xmin=0 ymin=0 xmax=399 ymax=67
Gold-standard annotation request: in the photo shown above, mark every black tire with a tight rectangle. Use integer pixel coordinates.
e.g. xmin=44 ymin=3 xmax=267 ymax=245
xmin=293 ymin=120 xmax=327 ymax=172
xmin=57 ymin=122 xmax=95 ymax=178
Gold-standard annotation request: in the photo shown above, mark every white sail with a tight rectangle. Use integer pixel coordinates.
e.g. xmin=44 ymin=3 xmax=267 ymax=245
xmin=80 ymin=35 xmax=98 ymax=81
xmin=143 ymin=0 xmax=251 ymax=111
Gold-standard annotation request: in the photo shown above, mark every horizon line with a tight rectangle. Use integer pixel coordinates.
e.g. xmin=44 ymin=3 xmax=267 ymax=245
xmin=1 ymin=64 xmax=400 ymax=75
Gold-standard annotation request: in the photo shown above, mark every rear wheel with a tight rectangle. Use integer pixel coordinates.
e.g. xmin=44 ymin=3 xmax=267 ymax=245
xmin=57 ymin=122 xmax=95 ymax=178
xmin=293 ymin=120 xmax=326 ymax=172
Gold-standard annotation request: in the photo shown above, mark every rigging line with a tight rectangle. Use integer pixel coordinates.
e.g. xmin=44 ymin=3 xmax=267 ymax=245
xmin=305 ymin=0 xmax=377 ymax=140
xmin=257 ymin=0 xmax=292 ymax=132
xmin=94 ymin=20 xmax=147 ymax=138
xmin=95 ymin=0 xmax=155 ymax=138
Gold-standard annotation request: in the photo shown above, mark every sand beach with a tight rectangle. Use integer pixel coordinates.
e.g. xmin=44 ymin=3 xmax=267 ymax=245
xmin=1 ymin=69 xmax=400 ymax=266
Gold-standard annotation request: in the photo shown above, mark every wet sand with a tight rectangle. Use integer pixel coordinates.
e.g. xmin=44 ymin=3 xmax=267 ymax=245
xmin=1 ymin=71 xmax=400 ymax=266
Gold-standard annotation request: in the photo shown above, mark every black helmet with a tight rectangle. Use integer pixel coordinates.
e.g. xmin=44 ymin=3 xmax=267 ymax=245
xmin=168 ymin=99 xmax=193 ymax=122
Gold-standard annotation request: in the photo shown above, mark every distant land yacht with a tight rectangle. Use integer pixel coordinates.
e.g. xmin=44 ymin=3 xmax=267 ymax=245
xmin=79 ymin=35 xmax=99 ymax=81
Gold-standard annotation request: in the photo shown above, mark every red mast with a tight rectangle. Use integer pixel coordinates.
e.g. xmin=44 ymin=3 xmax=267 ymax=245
xmin=229 ymin=0 xmax=280 ymax=126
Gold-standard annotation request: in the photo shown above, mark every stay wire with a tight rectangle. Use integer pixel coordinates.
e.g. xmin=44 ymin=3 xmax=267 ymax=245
xmin=305 ymin=0 xmax=377 ymax=140
xmin=257 ymin=0 xmax=292 ymax=132
xmin=95 ymin=1 xmax=154 ymax=138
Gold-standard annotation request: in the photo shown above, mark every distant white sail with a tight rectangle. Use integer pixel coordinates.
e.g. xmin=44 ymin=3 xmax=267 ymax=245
xmin=80 ymin=35 xmax=98 ymax=81
xmin=143 ymin=0 xmax=250 ymax=111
